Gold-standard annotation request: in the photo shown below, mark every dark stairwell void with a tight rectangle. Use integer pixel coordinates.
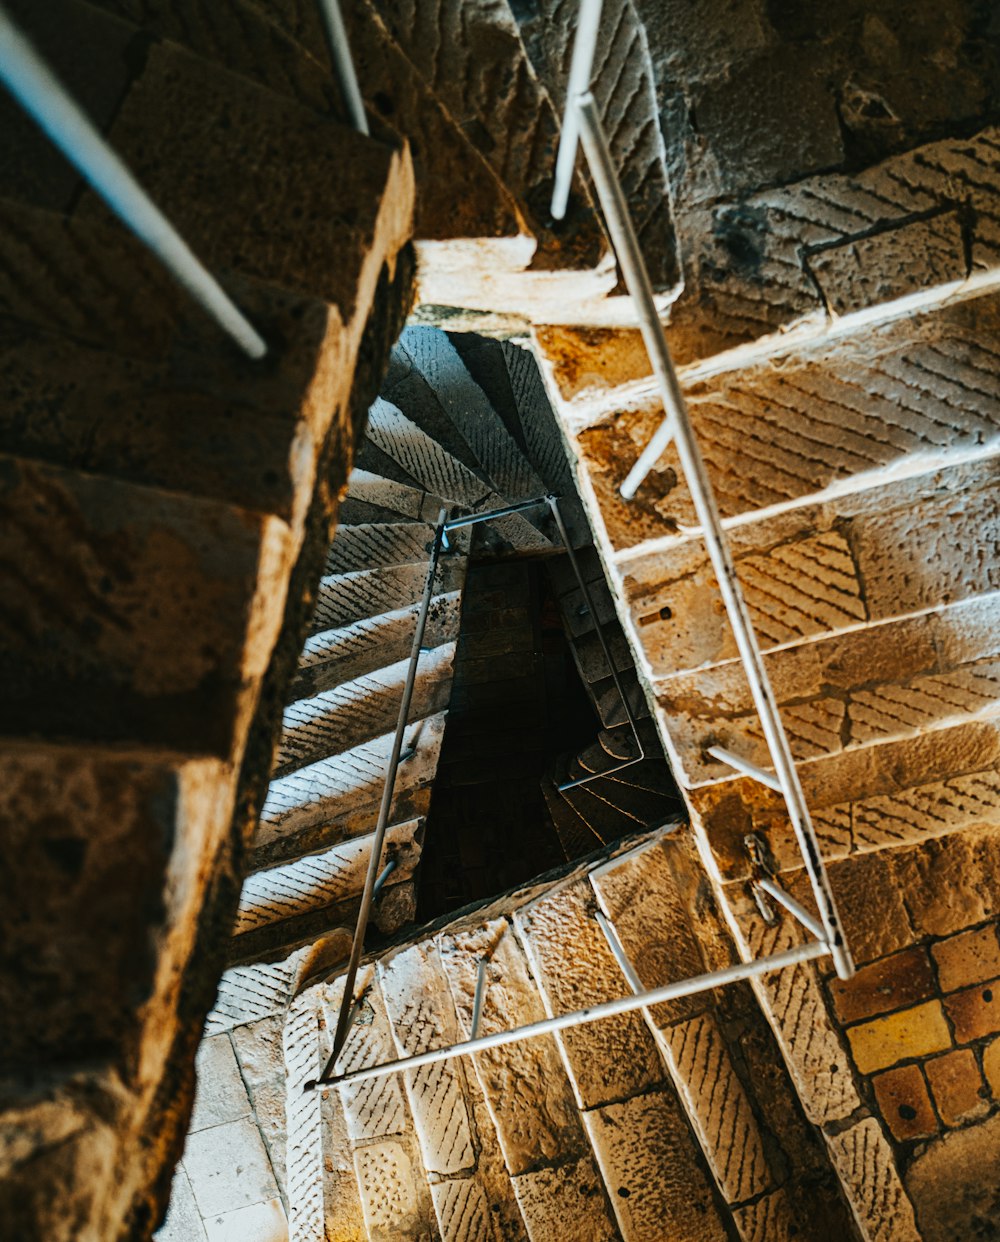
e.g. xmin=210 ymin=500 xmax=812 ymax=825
xmin=416 ymin=555 xmax=602 ymax=921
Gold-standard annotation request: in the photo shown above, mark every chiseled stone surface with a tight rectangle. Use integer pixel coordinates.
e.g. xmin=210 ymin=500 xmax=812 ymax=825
xmin=583 ymin=1091 xmax=730 ymax=1241
xmin=514 ymin=879 xmax=665 ymax=1110
xmin=731 ymin=1188 xmax=799 ymax=1242
xmin=906 ymin=1112 xmax=1000 ymax=1241
xmin=510 ymin=1157 xmax=619 ymax=1242
xmin=826 ymin=1118 xmax=920 ymax=1242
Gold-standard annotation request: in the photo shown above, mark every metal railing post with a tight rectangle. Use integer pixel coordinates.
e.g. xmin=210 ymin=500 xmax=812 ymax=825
xmin=574 ymin=92 xmax=853 ymax=980
xmin=315 ymin=0 xmax=369 ymax=135
xmin=322 ymin=508 xmax=449 ymax=1076
xmin=550 ymin=0 xmax=605 ymax=220
xmin=0 ymin=7 xmax=267 ymax=360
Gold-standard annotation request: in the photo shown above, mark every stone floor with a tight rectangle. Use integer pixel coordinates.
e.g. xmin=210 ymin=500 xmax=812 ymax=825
xmin=157 ymin=1032 xmax=288 ymax=1242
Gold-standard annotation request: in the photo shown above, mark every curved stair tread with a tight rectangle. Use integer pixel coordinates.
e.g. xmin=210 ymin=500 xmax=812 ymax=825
xmin=542 ymin=773 xmax=608 ymax=858
xmin=295 ymin=592 xmax=462 ymax=697
xmin=325 ymin=521 xmax=438 ymax=575
xmin=274 ymin=642 xmax=457 ymax=776
xmin=340 ymin=468 xmax=448 ymax=526
xmin=310 ymin=557 xmax=467 ymax=632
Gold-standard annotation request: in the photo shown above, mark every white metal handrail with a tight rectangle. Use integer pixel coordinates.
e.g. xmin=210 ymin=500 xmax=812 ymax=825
xmin=0 ymin=6 xmax=267 ymax=360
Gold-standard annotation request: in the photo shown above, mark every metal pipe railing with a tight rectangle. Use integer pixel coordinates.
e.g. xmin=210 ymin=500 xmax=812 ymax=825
xmin=706 ymin=745 xmax=783 ymax=793
xmin=756 ymin=877 xmax=826 ymax=944
xmin=306 ymin=939 xmax=829 ymax=1090
xmin=322 ymin=508 xmax=449 ymax=1075
xmin=594 ymin=907 xmax=643 ymax=994
xmin=550 ymin=0 xmax=604 ymax=220
xmin=315 ymin=0 xmax=369 ymax=135
xmin=0 ymin=7 xmax=267 ymax=360
xmin=574 ymin=92 xmax=854 ymax=981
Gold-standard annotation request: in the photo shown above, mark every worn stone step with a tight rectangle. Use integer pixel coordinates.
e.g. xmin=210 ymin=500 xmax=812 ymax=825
xmin=325 ymin=522 xmax=437 ymax=575
xmin=365 ymin=0 xmax=604 ymax=274
xmin=253 ymin=713 xmax=446 ymax=868
xmin=437 ymin=918 xmax=620 ymax=1241
xmin=310 ymin=557 xmax=467 ymax=633
xmin=274 ymin=642 xmax=456 ymax=776
xmin=592 ymin=672 xmax=651 ymax=730
xmin=658 ymin=593 xmax=1000 ymax=790
xmin=589 ymin=839 xmax=778 ymax=1215
xmin=400 ymin=327 xmax=546 ymax=503
xmin=0 ymin=452 xmax=291 ymax=757
xmin=541 ymin=779 xmax=605 ymax=861
xmin=294 ymin=593 xmax=462 ymax=699
xmin=233 ymin=817 xmax=422 ymax=940
xmin=574 ymin=283 xmax=1000 ymax=558
xmin=314 ymin=969 xmax=440 ymax=1242
xmin=340 ymin=468 xmax=448 ymax=527
xmin=378 ymin=941 xmax=529 ymax=1240
xmin=508 ymin=0 xmax=677 ymax=292
xmin=566 ymin=622 xmax=637 ymax=684
xmin=5 ymin=0 xmax=413 ymax=337
xmin=0 ymin=312 xmax=318 ymax=526
xmin=84 ymin=0 xmax=339 ymax=114
xmin=514 ymin=879 xmax=732 ymax=1241
xmin=693 ymin=708 xmax=1000 ymax=887
xmin=558 ymin=775 xmax=648 ymax=844
xmin=566 ymin=772 xmax=679 ymax=828
xmin=618 ymin=450 xmax=1000 ymax=681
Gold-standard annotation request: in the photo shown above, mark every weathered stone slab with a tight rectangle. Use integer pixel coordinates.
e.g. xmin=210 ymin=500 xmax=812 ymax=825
xmin=274 ymin=642 xmax=455 ymax=775
xmin=731 ymin=1188 xmax=799 ymax=1242
xmin=514 ymin=879 xmax=665 ymax=1109
xmin=230 ymin=1015 xmax=288 ymax=1198
xmin=582 ymin=1092 xmax=730 ymax=1241
xmin=0 ymin=454 xmax=291 ymax=756
xmin=510 ymin=1157 xmax=618 ymax=1242
xmin=310 ymin=558 xmax=466 ymax=633
xmin=825 ymin=1117 xmax=920 ymax=1242
xmin=340 ymin=468 xmax=447 ymax=526
xmin=326 ymin=522 xmax=437 ymax=574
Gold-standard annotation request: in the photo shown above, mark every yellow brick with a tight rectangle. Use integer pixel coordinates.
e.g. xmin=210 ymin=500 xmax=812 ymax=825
xmin=982 ymin=1037 xmax=1000 ymax=1098
xmin=847 ymin=1001 xmax=952 ymax=1074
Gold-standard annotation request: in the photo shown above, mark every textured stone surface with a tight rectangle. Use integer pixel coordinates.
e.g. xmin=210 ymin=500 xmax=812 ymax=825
xmin=826 ymin=1117 xmax=920 ymax=1242
xmin=731 ymin=1188 xmax=799 ymax=1242
xmin=907 ymin=1113 xmax=1000 ymax=1242
xmin=925 ymin=1049 xmax=989 ymax=1127
xmin=872 ymin=1064 xmax=938 ymax=1142
xmin=583 ymin=1092 xmax=729 ymax=1241
xmin=932 ymin=926 xmax=1000 ymax=993
xmin=846 ymin=1001 xmax=952 ymax=1075
xmin=510 ymin=1157 xmax=618 ymax=1242
xmin=829 ymin=947 xmax=936 ymax=1026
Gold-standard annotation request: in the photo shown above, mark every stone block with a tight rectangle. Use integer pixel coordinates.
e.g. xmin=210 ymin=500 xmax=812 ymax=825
xmin=891 ymin=823 xmax=1000 ymax=941
xmin=511 ymin=1156 xmax=619 ymax=1242
xmin=353 ymin=1140 xmax=430 ymax=1242
xmin=826 ymin=1117 xmax=920 ymax=1242
xmin=230 ymin=1016 xmax=287 ymax=1195
xmin=906 ymin=1112 xmax=1000 ymax=1242
xmin=189 ymin=1035 xmax=252 ymax=1133
xmin=925 ymin=1049 xmax=989 ymax=1128
xmin=846 ymin=1001 xmax=953 ymax=1075
xmin=983 ymin=1036 xmax=1000 ymax=1097
xmin=203 ymin=1198 xmax=288 ymax=1242
xmin=514 ymin=880 xmax=665 ymax=1110
xmin=184 ymin=1116 xmax=279 ymax=1219
xmin=583 ymin=1092 xmax=730 ymax=1241
xmin=943 ymin=978 xmax=1000 ymax=1044
xmin=872 ymin=1064 xmax=938 ymax=1142
xmin=829 ymin=947 xmax=935 ymax=1026
xmin=933 ymin=926 xmax=1000 ymax=993
xmin=156 ymin=1165 xmax=209 ymax=1242
xmin=731 ymin=1187 xmax=799 ymax=1242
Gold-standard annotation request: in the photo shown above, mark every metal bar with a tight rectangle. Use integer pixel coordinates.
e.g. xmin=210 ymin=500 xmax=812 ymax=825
xmin=551 ymin=0 xmax=605 ymax=220
xmin=315 ymin=0 xmax=369 ymax=135
xmin=576 ymin=94 xmax=854 ymax=980
xmin=443 ymin=496 xmax=550 ymax=531
xmin=707 ymin=745 xmax=782 ymax=793
xmin=0 ymin=9 xmax=267 ymax=360
xmin=546 ymin=495 xmax=645 ymax=782
xmin=593 ymin=908 xmax=643 ymax=993
xmin=371 ymin=858 xmax=397 ymax=901
xmin=756 ymin=877 xmax=827 ymax=944
xmin=470 ymin=957 xmax=488 ymax=1040
xmin=322 ymin=508 xmax=450 ymax=1077
xmin=308 ymin=940 xmax=829 ymax=1090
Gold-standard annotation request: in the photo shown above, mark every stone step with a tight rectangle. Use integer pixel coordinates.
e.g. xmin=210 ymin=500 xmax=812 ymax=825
xmin=506 ymin=0 xmax=677 ymax=293
xmin=233 ymin=817 xmax=423 ymax=943
xmin=588 ymin=838 xmax=780 ymax=1218
xmin=617 ymin=450 xmax=1000 ymax=681
xmin=310 ymin=557 xmax=467 ymax=633
xmin=378 ymin=941 xmax=529 ymax=1240
xmin=557 ymin=774 xmax=648 ymax=844
xmin=573 ymin=283 xmax=1000 ymax=558
xmin=253 ymin=713 xmax=446 ymax=869
xmin=362 ymin=0 xmax=604 ymax=274
xmin=294 ymin=593 xmax=462 ymax=699
xmin=533 ymin=126 xmax=1000 ymax=402
xmin=399 ymin=327 xmax=546 ymax=503
xmin=541 ymin=779 xmax=604 ymax=861
xmin=317 ymin=969 xmax=439 ymax=1242
xmin=274 ymin=642 xmax=457 ymax=776
xmin=4 ymin=1 xmax=413 ymax=337
xmin=0 ymin=452 xmax=291 ymax=757
xmin=592 ymin=672 xmax=651 ymax=730
xmin=514 ymin=878 xmax=733 ymax=1241
xmin=565 ymin=772 xmax=680 ymax=829
xmin=436 ymin=918 xmax=621 ymax=1241
xmin=658 ymin=592 xmax=1000 ymax=790
xmin=691 ymin=713 xmax=1000 ymax=886
xmin=325 ymin=522 xmax=438 ymax=575
xmin=339 ymin=468 xmax=448 ymax=527
xmin=0 ymin=311 xmax=317 ymax=526
xmin=83 ymin=0 xmax=339 ymax=116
